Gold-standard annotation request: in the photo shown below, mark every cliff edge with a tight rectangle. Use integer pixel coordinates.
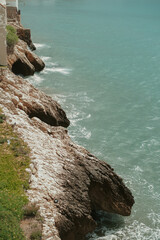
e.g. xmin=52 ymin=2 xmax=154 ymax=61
xmin=0 ymin=68 xmax=134 ymax=240
xmin=7 ymin=23 xmax=45 ymax=76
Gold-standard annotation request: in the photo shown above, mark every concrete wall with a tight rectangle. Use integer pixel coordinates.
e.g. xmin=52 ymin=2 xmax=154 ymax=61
xmin=0 ymin=0 xmax=7 ymax=66
xmin=6 ymin=0 xmax=18 ymax=9
xmin=7 ymin=6 xmax=17 ymax=21
xmin=6 ymin=0 xmax=20 ymax=23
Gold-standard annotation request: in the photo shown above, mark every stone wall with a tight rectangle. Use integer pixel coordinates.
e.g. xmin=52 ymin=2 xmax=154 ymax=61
xmin=6 ymin=0 xmax=20 ymax=23
xmin=6 ymin=6 xmax=20 ymax=22
xmin=0 ymin=1 xmax=7 ymax=66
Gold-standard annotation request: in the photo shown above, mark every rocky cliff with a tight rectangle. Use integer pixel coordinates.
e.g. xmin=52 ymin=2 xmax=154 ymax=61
xmin=0 ymin=68 xmax=134 ymax=240
xmin=7 ymin=23 xmax=44 ymax=76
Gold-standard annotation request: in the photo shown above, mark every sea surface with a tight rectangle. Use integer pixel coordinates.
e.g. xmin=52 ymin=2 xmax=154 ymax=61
xmin=20 ymin=0 xmax=160 ymax=239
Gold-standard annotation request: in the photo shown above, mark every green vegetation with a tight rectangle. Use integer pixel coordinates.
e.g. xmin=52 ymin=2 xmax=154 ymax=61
xmin=23 ymin=203 xmax=39 ymax=218
xmin=6 ymin=25 xmax=18 ymax=47
xmin=0 ymin=113 xmax=6 ymax=124
xmin=0 ymin=110 xmax=30 ymax=240
xmin=30 ymin=230 xmax=42 ymax=240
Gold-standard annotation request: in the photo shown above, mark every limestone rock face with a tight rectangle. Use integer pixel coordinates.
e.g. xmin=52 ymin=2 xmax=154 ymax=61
xmin=16 ymin=27 xmax=36 ymax=51
xmin=0 ymin=69 xmax=134 ymax=240
xmin=0 ymin=69 xmax=70 ymax=127
xmin=7 ymin=39 xmax=45 ymax=76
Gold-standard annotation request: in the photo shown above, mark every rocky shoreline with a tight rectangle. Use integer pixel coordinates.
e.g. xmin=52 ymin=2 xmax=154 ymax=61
xmin=0 ymin=67 xmax=134 ymax=240
xmin=0 ymin=10 xmax=134 ymax=240
xmin=7 ymin=22 xmax=45 ymax=76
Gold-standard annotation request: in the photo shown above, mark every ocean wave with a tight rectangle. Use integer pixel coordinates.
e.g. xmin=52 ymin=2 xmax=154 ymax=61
xmin=43 ymin=67 xmax=72 ymax=75
xmin=52 ymin=93 xmax=67 ymax=105
xmin=27 ymin=74 xmax=44 ymax=85
xmin=134 ymin=165 xmax=143 ymax=172
xmin=40 ymin=56 xmax=52 ymax=62
xmin=87 ymin=219 xmax=160 ymax=240
xmin=140 ymin=138 xmax=160 ymax=150
xmin=34 ymin=43 xmax=51 ymax=49
xmin=50 ymin=92 xmax=93 ymax=143
xmin=69 ymin=126 xmax=91 ymax=142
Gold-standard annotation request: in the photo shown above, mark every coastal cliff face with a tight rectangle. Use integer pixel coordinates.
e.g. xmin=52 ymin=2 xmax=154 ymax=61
xmin=7 ymin=23 xmax=44 ymax=76
xmin=0 ymin=68 xmax=134 ymax=240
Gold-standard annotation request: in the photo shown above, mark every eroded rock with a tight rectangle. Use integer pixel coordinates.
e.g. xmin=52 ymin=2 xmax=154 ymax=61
xmin=7 ymin=39 xmax=44 ymax=76
xmin=0 ymin=69 xmax=134 ymax=240
xmin=0 ymin=69 xmax=69 ymax=127
xmin=16 ymin=27 xmax=36 ymax=51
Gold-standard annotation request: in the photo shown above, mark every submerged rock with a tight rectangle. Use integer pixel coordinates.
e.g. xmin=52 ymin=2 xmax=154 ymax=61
xmin=0 ymin=69 xmax=134 ymax=240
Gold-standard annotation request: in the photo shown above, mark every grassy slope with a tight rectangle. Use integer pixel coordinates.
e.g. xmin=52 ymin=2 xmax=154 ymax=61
xmin=0 ymin=110 xmax=30 ymax=240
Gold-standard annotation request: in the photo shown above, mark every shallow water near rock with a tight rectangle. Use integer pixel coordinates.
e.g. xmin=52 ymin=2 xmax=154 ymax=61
xmin=20 ymin=0 xmax=160 ymax=239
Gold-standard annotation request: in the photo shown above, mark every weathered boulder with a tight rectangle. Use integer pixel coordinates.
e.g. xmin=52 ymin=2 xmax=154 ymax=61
xmin=25 ymin=50 xmax=45 ymax=72
xmin=7 ymin=39 xmax=45 ymax=76
xmin=0 ymin=69 xmax=134 ymax=240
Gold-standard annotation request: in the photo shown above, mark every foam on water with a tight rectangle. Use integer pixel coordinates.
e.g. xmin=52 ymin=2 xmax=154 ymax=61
xmin=40 ymin=56 xmax=52 ymax=62
xmin=87 ymin=216 xmax=160 ymax=240
xmin=43 ymin=67 xmax=72 ymax=75
xmin=40 ymin=56 xmax=72 ymax=76
xmin=27 ymin=74 xmax=44 ymax=85
xmin=51 ymin=92 xmax=93 ymax=142
xmin=34 ymin=43 xmax=50 ymax=49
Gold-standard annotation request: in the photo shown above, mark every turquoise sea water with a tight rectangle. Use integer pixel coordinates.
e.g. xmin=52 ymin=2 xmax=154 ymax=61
xmin=20 ymin=0 xmax=160 ymax=239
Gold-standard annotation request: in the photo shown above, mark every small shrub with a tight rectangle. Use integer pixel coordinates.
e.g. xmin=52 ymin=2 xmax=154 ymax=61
xmin=0 ymin=113 xmax=6 ymax=124
xmin=11 ymin=138 xmax=29 ymax=157
xmin=6 ymin=25 xmax=16 ymax=34
xmin=30 ymin=230 xmax=42 ymax=240
xmin=6 ymin=25 xmax=18 ymax=47
xmin=0 ymin=137 xmax=7 ymax=144
xmin=23 ymin=203 xmax=39 ymax=218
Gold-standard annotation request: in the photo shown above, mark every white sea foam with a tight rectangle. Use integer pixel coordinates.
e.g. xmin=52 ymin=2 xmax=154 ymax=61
xmin=87 ymin=219 xmax=160 ymax=240
xmin=51 ymin=94 xmax=67 ymax=106
xmin=151 ymin=116 xmax=160 ymax=121
xmin=34 ymin=43 xmax=51 ymax=49
xmin=40 ymin=56 xmax=58 ymax=69
xmin=40 ymin=56 xmax=52 ymax=62
xmin=27 ymin=74 xmax=44 ymax=85
xmin=80 ymin=126 xmax=91 ymax=139
xmin=148 ymin=212 xmax=160 ymax=226
xmin=51 ymin=91 xmax=93 ymax=142
xmin=146 ymin=126 xmax=154 ymax=130
xmin=43 ymin=67 xmax=72 ymax=75
xmin=134 ymin=165 xmax=143 ymax=172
